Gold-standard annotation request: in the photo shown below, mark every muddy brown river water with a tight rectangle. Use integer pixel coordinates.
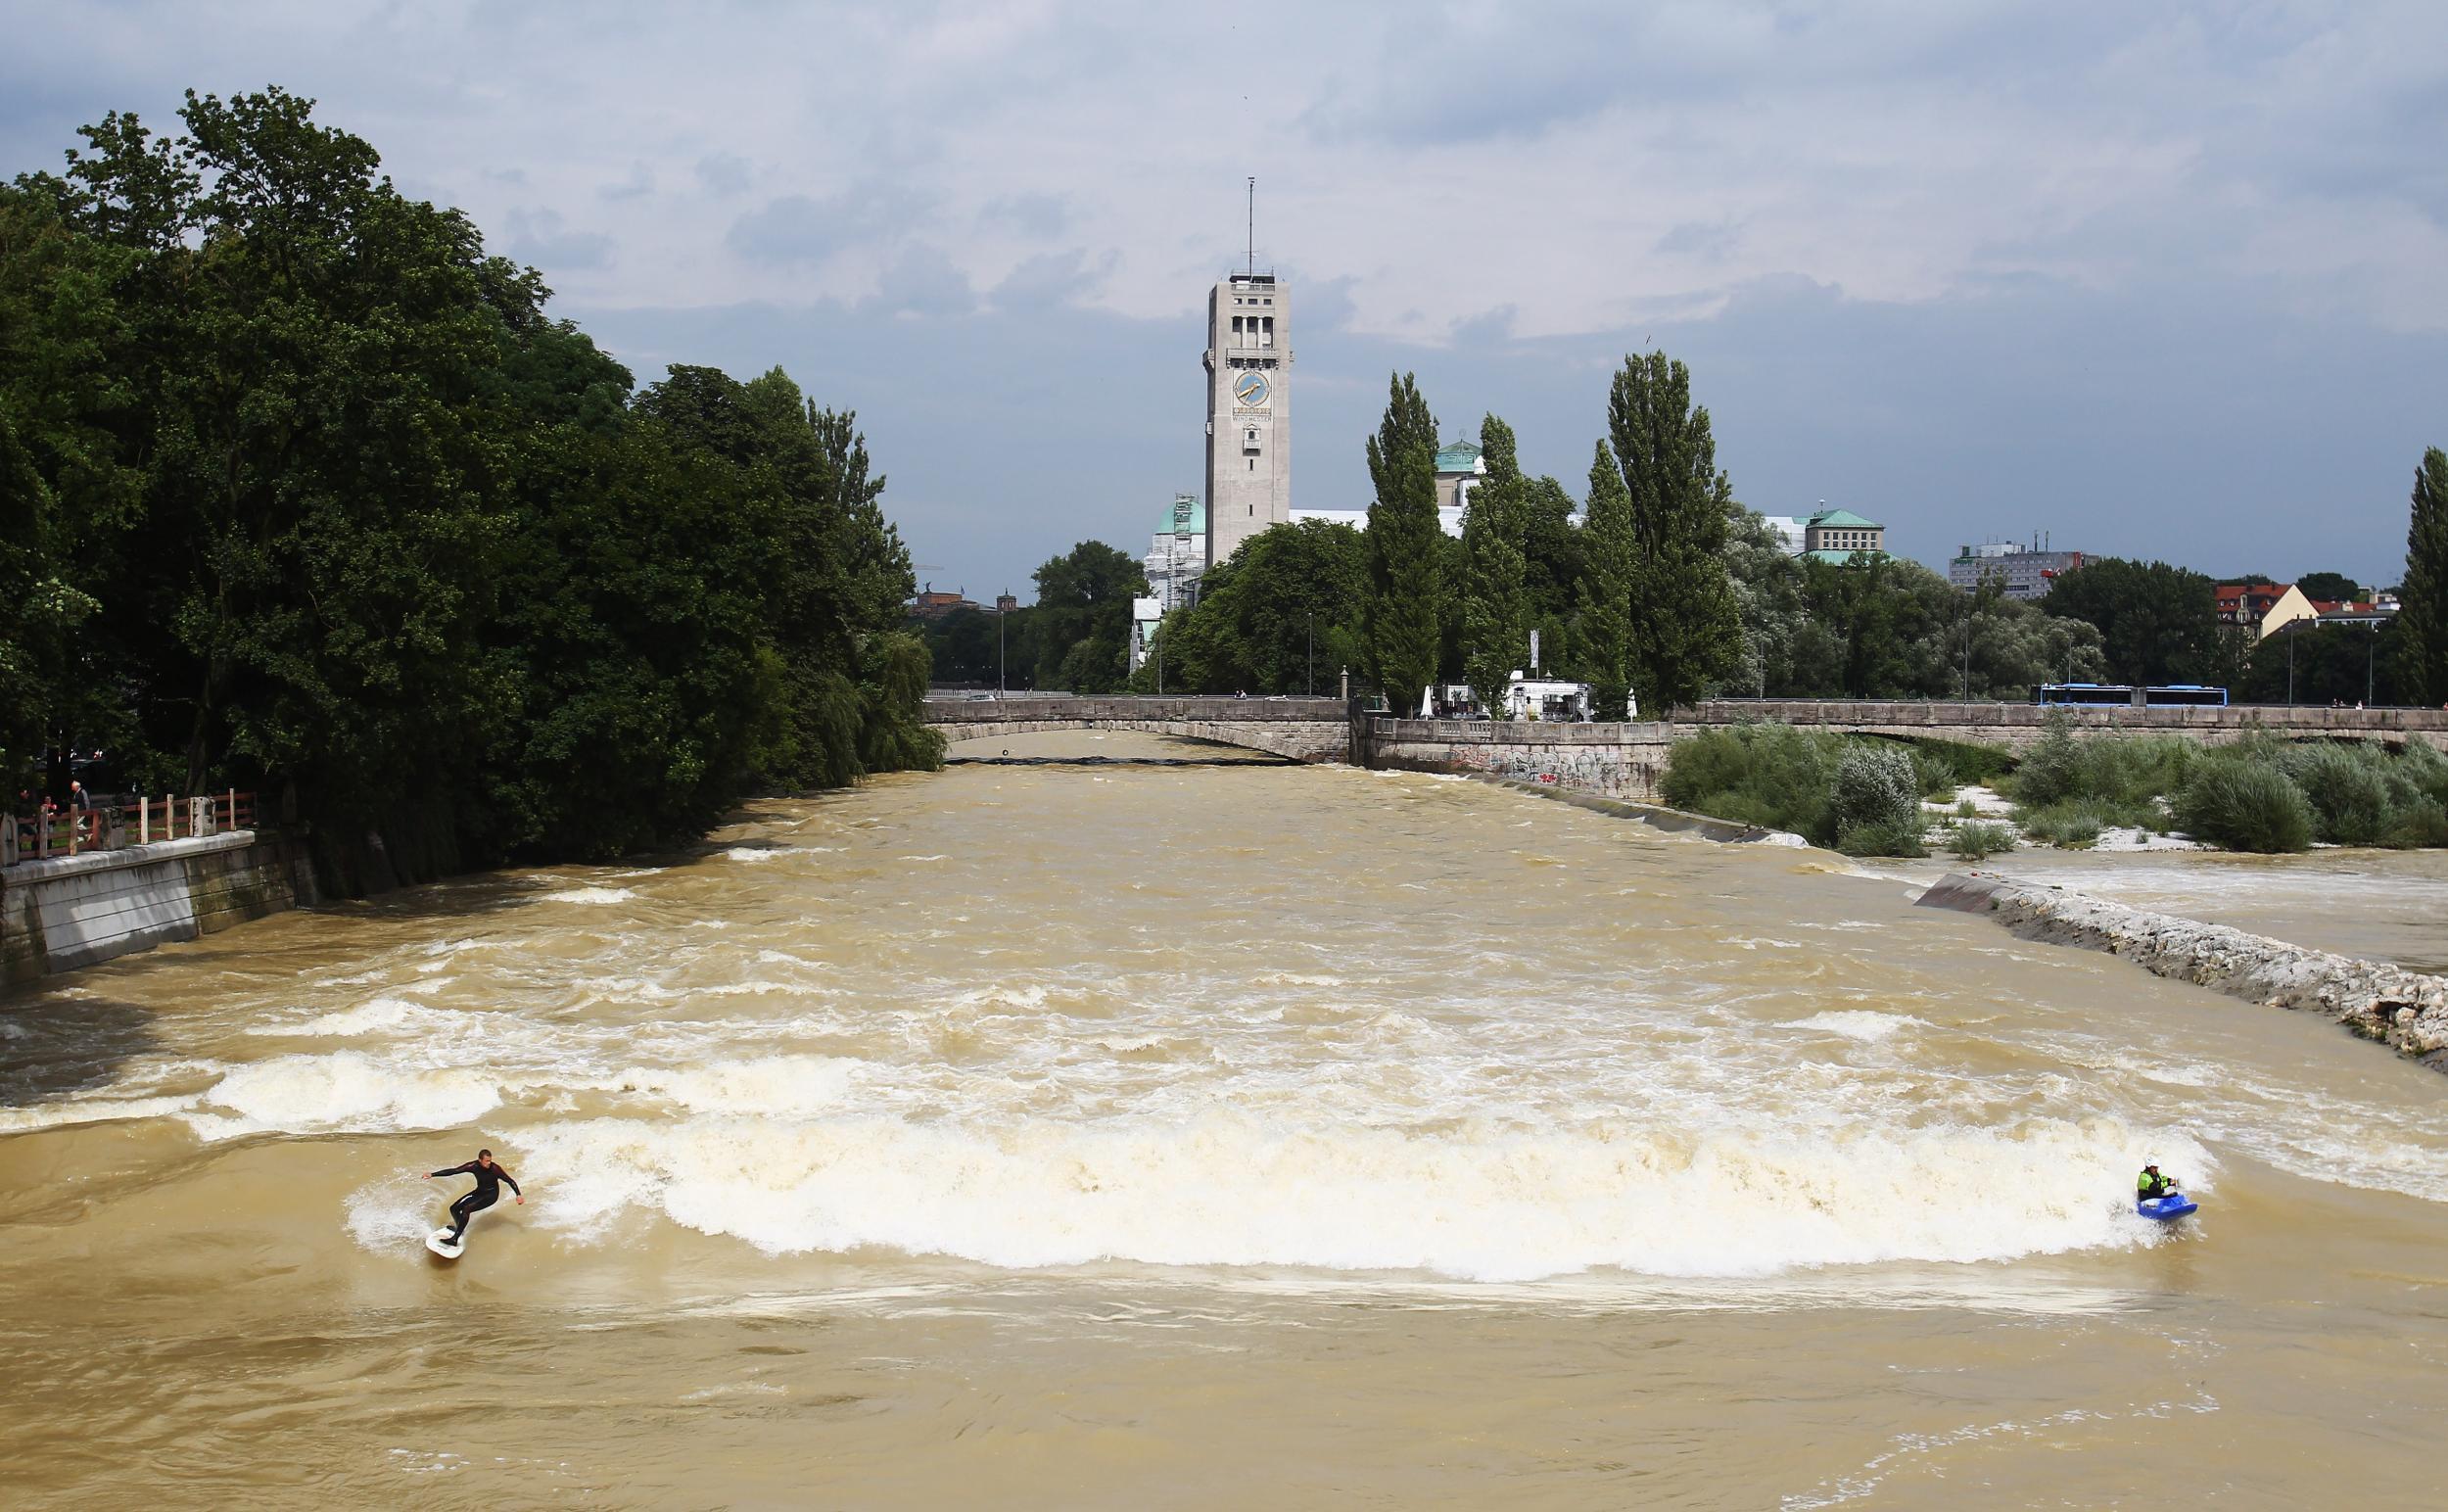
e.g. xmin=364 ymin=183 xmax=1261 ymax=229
xmin=3 ymin=731 xmax=2445 ymax=1507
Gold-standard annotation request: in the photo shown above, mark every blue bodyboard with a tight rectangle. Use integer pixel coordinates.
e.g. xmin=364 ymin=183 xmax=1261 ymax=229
xmin=2137 ymin=1194 xmax=2197 ymax=1221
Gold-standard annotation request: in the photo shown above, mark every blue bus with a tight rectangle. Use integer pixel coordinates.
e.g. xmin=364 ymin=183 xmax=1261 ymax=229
xmin=2038 ymin=684 xmax=2228 ymax=708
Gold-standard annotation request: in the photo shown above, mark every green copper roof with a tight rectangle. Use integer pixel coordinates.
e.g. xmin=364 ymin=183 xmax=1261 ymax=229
xmin=1158 ymin=496 xmax=1206 ymax=534
xmin=1434 ymin=441 xmax=1483 ymax=474
xmin=1810 ymin=507 xmax=1879 ymax=529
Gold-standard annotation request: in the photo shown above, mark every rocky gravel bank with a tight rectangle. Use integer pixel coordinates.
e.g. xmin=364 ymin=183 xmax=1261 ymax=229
xmin=1919 ymin=871 xmax=2448 ymax=1071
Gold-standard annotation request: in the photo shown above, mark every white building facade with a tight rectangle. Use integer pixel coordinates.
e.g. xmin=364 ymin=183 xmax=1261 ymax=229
xmin=1143 ymin=493 xmax=1207 ymax=615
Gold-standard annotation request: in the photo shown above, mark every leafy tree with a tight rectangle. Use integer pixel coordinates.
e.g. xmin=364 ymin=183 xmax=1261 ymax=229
xmin=2399 ymin=448 xmax=2448 ymax=706
xmin=1518 ymin=473 xmax=1581 ymax=678
xmin=1459 ymin=414 xmax=1530 ymax=715
xmin=2039 ymin=557 xmax=2220 ymax=685
xmin=2244 ymin=620 xmax=2402 ymax=706
xmin=1576 ymin=441 xmax=1635 ymax=717
xmin=919 ymin=605 xmax=1015 ymax=686
xmin=2295 ymin=570 xmax=2363 ymax=604
xmin=2 ymin=87 xmax=938 ymax=883
xmin=1608 ymin=352 xmax=1741 ymax=710
xmin=1721 ymin=519 xmax=2103 ymax=701
xmin=1025 ymin=541 xmax=1144 ymax=693
xmin=1363 ymin=372 xmax=1443 ymax=714
xmin=1130 ymin=518 xmax=1364 ymax=693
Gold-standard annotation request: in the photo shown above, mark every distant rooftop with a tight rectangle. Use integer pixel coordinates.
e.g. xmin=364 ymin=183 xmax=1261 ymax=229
xmin=1435 ymin=440 xmax=1484 ymax=474
xmin=1810 ymin=507 xmax=1879 ymax=529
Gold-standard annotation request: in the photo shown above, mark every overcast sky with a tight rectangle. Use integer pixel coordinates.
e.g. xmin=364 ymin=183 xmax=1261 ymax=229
xmin=8 ymin=1 xmax=2446 ymax=598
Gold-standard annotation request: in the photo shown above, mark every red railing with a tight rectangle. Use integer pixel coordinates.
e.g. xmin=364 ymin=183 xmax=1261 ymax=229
xmin=4 ymin=790 xmax=260 ymax=868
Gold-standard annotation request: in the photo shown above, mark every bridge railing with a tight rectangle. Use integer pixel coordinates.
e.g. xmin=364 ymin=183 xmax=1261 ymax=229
xmin=1680 ymin=699 xmax=2448 ymax=733
xmin=3 ymin=790 xmax=260 ymax=870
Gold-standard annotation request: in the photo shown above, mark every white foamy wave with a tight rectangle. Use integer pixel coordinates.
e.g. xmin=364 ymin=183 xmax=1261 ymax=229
xmin=188 ymin=1051 xmax=505 ymax=1138
xmin=536 ymin=886 xmax=635 ymax=905
xmin=245 ymin=998 xmax=468 ymax=1038
xmin=723 ymin=847 xmax=783 ymax=863
xmin=583 ymin=1055 xmax=860 ymax=1118
xmin=346 ymin=1172 xmax=444 ymax=1252
xmin=0 ymin=1092 xmax=204 ymax=1133
xmin=511 ymin=1110 xmax=2207 ymax=1280
xmin=1788 ymin=1011 xmax=1925 ymax=1044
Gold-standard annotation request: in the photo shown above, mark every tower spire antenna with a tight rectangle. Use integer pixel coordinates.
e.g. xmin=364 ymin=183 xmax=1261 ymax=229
xmin=1247 ymin=176 xmax=1255 ymax=275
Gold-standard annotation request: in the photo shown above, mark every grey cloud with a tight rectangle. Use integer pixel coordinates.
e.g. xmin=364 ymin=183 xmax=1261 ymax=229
xmin=1657 ymin=218 xmax=1740 ymax=261
xmin=695 ymin=152 xmax=751 ymax=196
xmin=1448 ymin=306 xmax=1518 ymax=346
xmin=727 ymin=184 xmax=927 ymax=266
xmin=870 ymin=244 xmax=974 ymax=315
xmin=992 ymin=249 xmax=1116 ymax=307
xmin=598 ymin=161 xmax=652 ymax=201
xmin=502 ymin=207 xmax=612 ymax=271
xmin=980 ymin=192 xmax=1070 ymax=237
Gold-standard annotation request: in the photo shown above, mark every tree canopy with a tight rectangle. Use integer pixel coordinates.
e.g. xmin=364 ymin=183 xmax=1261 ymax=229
xmin=0 ymin=87 xmax=938 ymax=885
xmin=1363 ymin=372 xmax=1443 ymax=714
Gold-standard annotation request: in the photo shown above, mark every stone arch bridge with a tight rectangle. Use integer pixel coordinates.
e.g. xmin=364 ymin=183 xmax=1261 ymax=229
xmin=928 ymin=694 xmax=2448 ymax=800
xmin=926 ymin=695 xmax=1354 ymax=763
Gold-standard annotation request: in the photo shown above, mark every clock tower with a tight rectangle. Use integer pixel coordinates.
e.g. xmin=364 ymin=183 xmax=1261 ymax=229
xmin=1203 ymin=271 xmax=1292 ymax=568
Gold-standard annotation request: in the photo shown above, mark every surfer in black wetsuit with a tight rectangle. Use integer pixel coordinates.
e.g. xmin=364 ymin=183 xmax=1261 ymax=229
xmin=428 ymin=1149 xmax=523 ymax=1244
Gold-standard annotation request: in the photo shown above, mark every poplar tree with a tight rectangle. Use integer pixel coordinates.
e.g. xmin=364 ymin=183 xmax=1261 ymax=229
xmin=1461 ymin=413 xmax=1530 ymax=716
xmin=2401 ymin=447 xmax=2448 ymax=706
xmin=1363 ymin=372 xmax=1442 ymax=715
xmin=1608 ymin=352 xmax=1742 ymax=711
xmin=1577 ymin=441 xmax=1636 ymax=719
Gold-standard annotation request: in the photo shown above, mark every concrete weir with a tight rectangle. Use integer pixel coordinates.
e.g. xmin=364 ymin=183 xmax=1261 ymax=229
xmin=1917 ymin=871 xmax=2448 ymax=1071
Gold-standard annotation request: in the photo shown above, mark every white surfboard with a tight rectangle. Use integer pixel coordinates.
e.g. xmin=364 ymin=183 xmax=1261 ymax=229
xmin=425 ymin=1227 xmax=466 ymax=1259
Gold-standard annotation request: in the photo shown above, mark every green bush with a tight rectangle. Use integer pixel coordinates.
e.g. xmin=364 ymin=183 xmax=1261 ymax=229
xmin=2018 ymin=800 xmax=2104 ymax=849
xmin=1952 ymin=820 xmax=2017 ymax=861
xmin=2386 ymin=796 xmax=2448 ymax=849
xmin=1911 ymin=735 xmax=2019 ymax=789
xmin=2278 ymin=742 xmax=2395 ymax=846
xmin=1909 ymin=745 xmax=1962 ymax=799
xmin=2396 ymin=740 xmax=2448 ymax=808
xmin=1661 ymin=724 xmax=1842 ymax=840
xmin=2011 ymin=710 xmax=2087 ymax=807
xmin=2173 ymin=759 xmax=2314 ymax=853
xmin=1837 ymin=817 xmax=1928 ymax=858
xmin=1832 ymin=743 xmax=1923 ymax=839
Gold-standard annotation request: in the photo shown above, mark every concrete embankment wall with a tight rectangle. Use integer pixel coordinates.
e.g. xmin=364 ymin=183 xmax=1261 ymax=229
xmin=1918 ymin=871 xmax=2448 ymax=1071
xmin=1 ymin=831 xmax=318 ymax=987
xmin=1473 ymin=776 xmax=1808 ymax=845
xmin=1363 ymin=719 xmax=1678 ymax=799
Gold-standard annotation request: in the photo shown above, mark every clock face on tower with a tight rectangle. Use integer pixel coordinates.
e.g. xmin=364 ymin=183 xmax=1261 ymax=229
xmin=1233 ymin=370 xmax=1271 ymax=408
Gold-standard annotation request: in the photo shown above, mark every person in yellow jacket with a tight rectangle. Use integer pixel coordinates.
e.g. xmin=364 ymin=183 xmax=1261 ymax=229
xmin=2137 ymin=1163 xmax=2180 ymax=1201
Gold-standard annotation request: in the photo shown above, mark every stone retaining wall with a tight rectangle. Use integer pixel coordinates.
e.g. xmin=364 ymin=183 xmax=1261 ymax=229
xmin=1917 ymin=871 xmax=2448 ymax=1071
xmin=2 ymin=831 xmax=317 ymax=987
xmin=1363 ymin=719 xmax=1677 ymax=798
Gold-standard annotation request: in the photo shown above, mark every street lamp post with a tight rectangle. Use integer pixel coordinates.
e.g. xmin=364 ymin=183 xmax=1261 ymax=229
xmin=1307 ymin=610 xmax=1314 ymax=696
xmin=997 ymin=599 xmax=1006 ymax=699
xmin=1961 ymin=601 xmax=1972 ymax=704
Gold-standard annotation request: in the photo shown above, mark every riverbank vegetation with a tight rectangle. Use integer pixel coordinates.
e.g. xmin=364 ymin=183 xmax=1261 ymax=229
xmin=1 ymin=89 xmax=938 ymax=889
xmin=1662 ymin=712 xmax=2448 ymax=858
xmin=1660 ymin=725 xmax=1967 ymax=856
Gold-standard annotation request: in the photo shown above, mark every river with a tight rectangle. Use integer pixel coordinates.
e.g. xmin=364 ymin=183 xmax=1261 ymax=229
xmin=3 ymin=731 xmax=2445 ymax=1507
